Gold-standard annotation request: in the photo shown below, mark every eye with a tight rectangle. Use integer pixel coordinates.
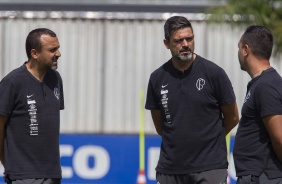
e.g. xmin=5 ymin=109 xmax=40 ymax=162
xmin=174 ymin=39 xmax=183 ymax=44
xmin=50 ymin=47 xmax=59 ymax=53
xmin=186 ymin=36 xmax=194 ymax=42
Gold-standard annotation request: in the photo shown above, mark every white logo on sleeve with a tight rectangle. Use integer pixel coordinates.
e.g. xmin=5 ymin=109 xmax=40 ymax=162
xmin=54 ymin=87 xmax=60 ymax=100
xmin=196 ymin=78 xmax=205 ymax=91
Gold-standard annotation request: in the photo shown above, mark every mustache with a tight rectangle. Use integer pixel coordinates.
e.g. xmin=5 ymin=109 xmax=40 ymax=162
xmin=179 ymin=47 xmax=192 ymax=52
xmin=52 ymin=57 xmax=59 ymax=62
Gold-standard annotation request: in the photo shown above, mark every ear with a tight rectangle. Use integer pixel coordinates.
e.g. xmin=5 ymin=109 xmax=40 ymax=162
xmin=163 ymin=39 xmax=170 ymax=49
xmin=30 ymin=49 xmax=38 ymax=59
xmin=243 ymin=44 xmax=250 ymax=56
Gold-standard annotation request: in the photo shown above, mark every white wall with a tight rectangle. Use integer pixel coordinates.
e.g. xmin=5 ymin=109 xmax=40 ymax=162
xmin=0 ymin=15 xmax=281 ymax=134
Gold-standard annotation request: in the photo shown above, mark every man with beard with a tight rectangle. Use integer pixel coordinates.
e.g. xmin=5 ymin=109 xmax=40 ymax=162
xmin=145 ymin=16 xmax=239 ymax=184
xmin=0 ymin=28 xmax=64 ymax=184
xmin=234 ymin=25 xmax=282 ymax=183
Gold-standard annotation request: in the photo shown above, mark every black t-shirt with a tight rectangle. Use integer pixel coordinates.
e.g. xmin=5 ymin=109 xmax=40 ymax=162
xmin=0 ymin=64 xmax=64 ymax=180
xmin=145 ymin=55 xmax=236 ymax=174
xmin=234 ymin=67 xmax=282 ymax=179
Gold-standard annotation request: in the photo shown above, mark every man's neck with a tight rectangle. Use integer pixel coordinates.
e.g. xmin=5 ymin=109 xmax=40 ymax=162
xmin=25 ymin=61 xmax=46 ymax=82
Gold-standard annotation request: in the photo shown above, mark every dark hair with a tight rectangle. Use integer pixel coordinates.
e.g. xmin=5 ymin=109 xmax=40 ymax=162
xmin=25 ymin=28 xmax=57 ymax=59
xmin=164 ymin=16 xmax=193 ymax=41
xmin=241 ymin=25 xmax=273 ymax=60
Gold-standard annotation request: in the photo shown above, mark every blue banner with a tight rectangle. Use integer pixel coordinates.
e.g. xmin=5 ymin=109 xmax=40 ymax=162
xmin=60 ymin=134 xmax=161 ymax=184
xmin=0 ymin=134 xmax=237 ymax=184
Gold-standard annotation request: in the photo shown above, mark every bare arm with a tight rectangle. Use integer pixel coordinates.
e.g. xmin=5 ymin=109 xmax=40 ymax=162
xmin=263 ymin=115 xmax=282 ymax=162
xmin=150 ymin=110 xmax=162 ymax=135
xmin=0 ymin=115 xmax=7 ymax=167
xmin=220 ymin=102 xmax=239 ymax=135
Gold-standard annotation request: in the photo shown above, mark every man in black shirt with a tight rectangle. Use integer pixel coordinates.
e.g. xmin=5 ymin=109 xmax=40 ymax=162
xmin=145 ymin=16 xmax=239 ymax=184
xmin=234 ymin=25 xmax=282 ymax=183
xmin=0 ymin=28 xmax=64 ymax=184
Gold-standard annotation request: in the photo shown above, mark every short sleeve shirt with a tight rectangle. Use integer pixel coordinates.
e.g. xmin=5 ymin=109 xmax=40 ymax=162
xmin=145 ymin=55 xmax=236 ymax=174
xmin=0 ymin=64 xmax=64 ymax=180
xmin=234 ymin=67 xmax=282 ymax=179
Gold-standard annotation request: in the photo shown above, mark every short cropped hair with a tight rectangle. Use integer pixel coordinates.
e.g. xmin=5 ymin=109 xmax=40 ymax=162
xmin=25 ymin=28 xmax=57 ymax=59
xmin=164 ymin=16 xmax=193 ymax=41
xmin=241 ymin=25 xmax=273 ymax=60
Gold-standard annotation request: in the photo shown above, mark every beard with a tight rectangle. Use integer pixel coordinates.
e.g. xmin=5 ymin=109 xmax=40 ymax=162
xmin=174 ymin=47 xmax=194 ymax=62
xmin=52 ymin=58 xmax=59 ymax=70
xmin=238 ymin=56 xmax=246 ymax=71
xmin=177 ymin=52 xmax=193 ymax=61
xmin=52 ymin=64 xmax=58 ymax=70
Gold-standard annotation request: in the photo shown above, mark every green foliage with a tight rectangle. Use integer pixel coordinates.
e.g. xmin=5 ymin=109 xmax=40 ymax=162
xmin=206 ymin=0 xmax=282 ymax=55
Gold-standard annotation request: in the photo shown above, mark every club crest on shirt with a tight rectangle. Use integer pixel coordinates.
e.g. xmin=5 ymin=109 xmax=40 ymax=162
xmin=244 ymin=91 xmax=251 ymax=103
xmin=54 ymin=87 xmax=60 ymax=100
xmin=196 ymin=78 xmax=205 ymax=91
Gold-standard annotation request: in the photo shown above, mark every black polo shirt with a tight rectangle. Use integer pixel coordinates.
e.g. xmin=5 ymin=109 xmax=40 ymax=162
xmin=0 ymin=63 xmax=64 ymax=180
xmin=234 ymin=67 xmax=282 ymax=179
xmin=145 ymin=55 xmax=236 ymax=174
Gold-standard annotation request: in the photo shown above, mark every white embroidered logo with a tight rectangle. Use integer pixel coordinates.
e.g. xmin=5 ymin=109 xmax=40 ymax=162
xmin=27 ymin=96 xmax=38 ymax=136
xmin=161 ymin=83 xmax=168 ymax=88
xmin=54 ymin=87 xmax=60 ymax=100
xmin=244 ymin=91 xmax=251 ymax=103
xmin=196 ymin=78 xmax=205 ymax=91
xmin=27 ymin=94 xmax=34 ymax=98
xmin=160 ymin=88 xmax=171 ymax=124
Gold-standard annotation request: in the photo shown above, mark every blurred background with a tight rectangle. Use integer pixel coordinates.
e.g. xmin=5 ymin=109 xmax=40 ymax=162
xmin=0 ymin=0 xmax=281 ymax=183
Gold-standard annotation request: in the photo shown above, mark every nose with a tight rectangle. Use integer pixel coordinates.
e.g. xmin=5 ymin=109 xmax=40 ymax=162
xmin=182 ymin=39 xmax=189 ymax=47
xmin=55 ymin=49 xmax=61 ymax=57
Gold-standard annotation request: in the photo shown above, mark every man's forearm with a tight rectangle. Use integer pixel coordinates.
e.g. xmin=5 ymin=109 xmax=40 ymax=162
xmin=272 ymin=143 xmax=282 ymax=163
xmin=0 ymin=151 xmax=4 ymax=167
xmin=0 ymin=115 xmax=7 ymax=167
xmin=0 ymin=136 xmax=5 ymax=167
xmin=221 ymin=103 xmax=239 ymax=135
xmin=0 ymin=133 xmax=5 ymax=167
